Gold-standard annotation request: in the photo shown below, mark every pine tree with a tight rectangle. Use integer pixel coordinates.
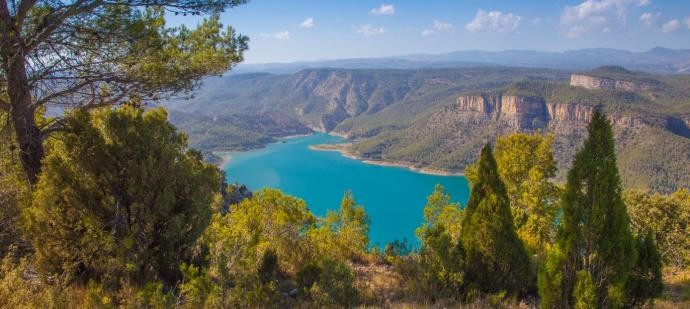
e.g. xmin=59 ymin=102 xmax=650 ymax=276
xmin=539 ymin=111 xmax=636 ymax=308
xmin=26 ymin=106 xmax=221 ymax=288
xmin=460 ymin=144 xmax=533 ymax=295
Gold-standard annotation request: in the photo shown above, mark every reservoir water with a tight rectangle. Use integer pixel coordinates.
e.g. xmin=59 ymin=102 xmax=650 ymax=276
xmin=222 ymin=133 xmax=470 ymax=247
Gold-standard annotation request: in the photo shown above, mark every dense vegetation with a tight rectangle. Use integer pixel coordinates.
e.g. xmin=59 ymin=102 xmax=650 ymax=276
xmin=2 ymin=105 xmax=687 ymax=307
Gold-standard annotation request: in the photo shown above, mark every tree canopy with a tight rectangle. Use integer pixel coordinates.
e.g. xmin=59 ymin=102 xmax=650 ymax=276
xmin=25 ymin=106 xmax=221 ymax=288
xmin=1 ymin=0 xmax=248 ymax=183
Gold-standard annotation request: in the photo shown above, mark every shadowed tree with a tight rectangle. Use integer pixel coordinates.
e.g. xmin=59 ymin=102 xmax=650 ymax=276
xmin=539 ymin=111 xmax=636 ymax=308
xmin=0 ymin=0 xmax=248 ymax=184
xmin=460 ymin=144 xmax=533 ymax=295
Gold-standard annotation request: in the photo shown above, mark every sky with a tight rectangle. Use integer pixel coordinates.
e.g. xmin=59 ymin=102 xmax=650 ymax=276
xmin=167 ymin=0 xmax=690 ymax=64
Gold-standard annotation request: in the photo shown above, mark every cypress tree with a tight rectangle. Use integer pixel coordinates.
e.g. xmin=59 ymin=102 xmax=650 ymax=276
xmin=460 ymin=144 xmax=533 ymax=295
xmin=539 ymin=111 xmax=636 ymax=308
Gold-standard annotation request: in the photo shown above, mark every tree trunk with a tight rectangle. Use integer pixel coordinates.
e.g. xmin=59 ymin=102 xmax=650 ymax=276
xmin=6 ymin=49 xmax=44 ymax=185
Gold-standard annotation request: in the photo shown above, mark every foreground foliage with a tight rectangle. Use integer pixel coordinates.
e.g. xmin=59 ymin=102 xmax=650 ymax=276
xmin=466 ymin=133 xmax=559 ymax=261
xmin=0 ymin=107 xmax=682 ymax=307
xmin=460 ymin=145 xmax=533 ymax=296
xmin=538 ymin=111 xmax=650 ymax=308
xmin=625 ymin=189 xmax=690 ymax=268
xmin=27 ymin=106 xmax=221 ymax=289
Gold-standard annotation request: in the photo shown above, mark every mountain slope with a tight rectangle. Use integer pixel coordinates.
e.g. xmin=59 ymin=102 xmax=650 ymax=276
xmin=346 ymin=68 xmax=690 ymax=193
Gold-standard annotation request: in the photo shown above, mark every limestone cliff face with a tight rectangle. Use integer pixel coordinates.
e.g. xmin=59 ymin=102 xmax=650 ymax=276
xmin=454 ymin=94 xmax=596 ymax=130
xmin=453 ymin=94 xmax=658 ymax=133
xmin=545 ymin=103 xmax=593 ymax=123
xmin=455 ymin=95 xmax=550 ymax=129
xmin=570 ymin=74 xmax=655 ymax=92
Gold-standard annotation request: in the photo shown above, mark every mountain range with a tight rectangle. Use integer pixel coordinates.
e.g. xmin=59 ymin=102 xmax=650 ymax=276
xmin=231 ymin=47 xmax=690 ymax=75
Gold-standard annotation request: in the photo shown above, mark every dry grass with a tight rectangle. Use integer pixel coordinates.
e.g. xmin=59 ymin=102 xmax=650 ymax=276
xmin=653 ymin=268 xmax=690 ymax=309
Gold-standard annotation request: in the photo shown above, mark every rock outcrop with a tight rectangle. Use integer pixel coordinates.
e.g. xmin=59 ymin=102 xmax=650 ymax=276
xmin=455 ymin=94 xmax=594 ymax=130
xmin=570 ymin=74 xmax=655 ymax=92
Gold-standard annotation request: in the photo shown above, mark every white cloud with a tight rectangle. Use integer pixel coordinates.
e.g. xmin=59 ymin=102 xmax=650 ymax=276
xmin=300 ymin=17 xmax=315 ymax=28
xmin=465 ymin=10 xmax=522 ymax=34
xmin=356 ymin=24 xmax=386 ymax=37
xmin=532 ymin=18 xmax=543 ymax=25
xmin=433 ymin=20 xmax=455 ymax=32
xmin=421 ymin=19 xmax=455 ymax=36
xmin=661 ymin=19 xmax=680 ymax=33
xmin=421 ymin=29 xmax=436 ymax=36
xmin=273 ymin=31 xmax=290 ymax=40
xmin=639 ymin=12 xmax=660 ymax=27
xmin=685 ymin=16 xmax=690 ymax=29
xmin=371 ymin=4 xmax=395 ymax=15
xmin=561 ymin=0 xmax=651 ymax=38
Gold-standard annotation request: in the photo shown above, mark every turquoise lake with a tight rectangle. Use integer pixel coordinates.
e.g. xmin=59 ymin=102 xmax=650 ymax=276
xmin=222 ymin=133 xmax=470 ymax=247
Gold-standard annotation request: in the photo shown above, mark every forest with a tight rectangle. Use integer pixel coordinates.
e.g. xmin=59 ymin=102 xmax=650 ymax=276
xmin=1 ymin=0 xmax=689 ymax=307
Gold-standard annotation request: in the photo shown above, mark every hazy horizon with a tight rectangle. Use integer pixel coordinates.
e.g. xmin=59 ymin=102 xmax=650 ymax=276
xmin=233 ymin=46 xmax=688 ymax=65
xmin=167 ymin=0 xmax=690 ymax=64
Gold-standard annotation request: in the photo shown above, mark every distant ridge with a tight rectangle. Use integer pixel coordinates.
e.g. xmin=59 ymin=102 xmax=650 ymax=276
xmin=233 ymin=47 xmax=690 ymax=75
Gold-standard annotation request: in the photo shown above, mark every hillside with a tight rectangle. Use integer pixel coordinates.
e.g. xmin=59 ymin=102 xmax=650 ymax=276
xmin=167 ymin=66 xmax=690 ymax=193
xmin=346 ymin=68 xmax=690 ymax=193
xmin=168 ymin=110 xmax=312 ymax=162
xmin=167 ymin=67 xmax=570 ymax=132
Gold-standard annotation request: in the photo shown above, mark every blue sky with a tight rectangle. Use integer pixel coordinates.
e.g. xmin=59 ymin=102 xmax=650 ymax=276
xmin=168 ymin=0 xmax=690 ymax=63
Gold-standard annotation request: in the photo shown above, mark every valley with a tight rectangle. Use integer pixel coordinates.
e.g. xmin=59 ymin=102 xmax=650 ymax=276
xmin=167 ymin=66 xmax=690 ymax=193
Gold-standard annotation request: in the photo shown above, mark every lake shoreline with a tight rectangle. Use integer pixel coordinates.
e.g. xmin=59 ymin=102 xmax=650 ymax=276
xmin=309 ymin=143 xmax=463 ymax=177
xmin=213 ymin=133 xmax=316 ymax=169
xmin=213 ymin=133 xmax=462 ymax=177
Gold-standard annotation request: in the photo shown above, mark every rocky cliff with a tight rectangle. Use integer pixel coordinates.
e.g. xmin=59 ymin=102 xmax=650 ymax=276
xmin=352 ymin=91 xmax=690 ymax=193
xmin=570 ymin=74 xmax=658 ymax=93
xmin=453 ymin=94 xmax=660 ymax=130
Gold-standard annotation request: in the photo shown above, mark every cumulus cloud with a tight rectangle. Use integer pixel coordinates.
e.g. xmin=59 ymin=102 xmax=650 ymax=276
xmin=421 ymin=19 xmax=455 ymax=36
xmin=465 ymin=10 xmax=522 ymax=34
xmin=639 ymin=12 xmax=660 ymax=27
xmin=685 ymin=16 xmax=690 ymax=29
xmin=561 ymin=0 xmax=651 ymax=38
xmin=300 ymin=18 xmax=315 ymax=28
xmin=356 ymin=24 xmax=386 ymax=37
xmin=661 ymin=19 xmax=680 ymax=33
xmin=273 ymin=31 xmax=290 ymax=40
xmin=371 ymin=4 xmax=395 ymax=15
